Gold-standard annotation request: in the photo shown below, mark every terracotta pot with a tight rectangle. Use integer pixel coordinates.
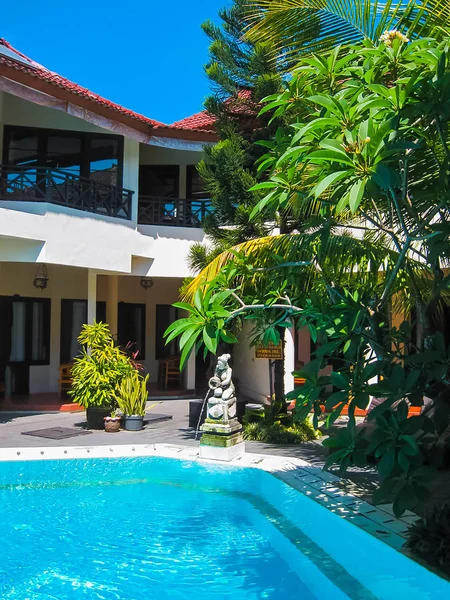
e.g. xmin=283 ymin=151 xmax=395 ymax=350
xmin=104 ymin=416 xmax=121 ymax=433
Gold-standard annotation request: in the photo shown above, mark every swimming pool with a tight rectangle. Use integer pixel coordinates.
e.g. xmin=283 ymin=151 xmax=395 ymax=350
xmin=0 ymin=454 xmax=448 ymax=599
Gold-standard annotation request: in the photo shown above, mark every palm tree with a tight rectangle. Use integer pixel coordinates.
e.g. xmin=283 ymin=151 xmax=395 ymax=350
xmin=244 ymin=0 xmax=450 ymax=62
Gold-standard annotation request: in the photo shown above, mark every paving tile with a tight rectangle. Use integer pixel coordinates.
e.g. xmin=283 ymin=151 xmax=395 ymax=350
xmin=381 ymin=534 xmax=406 ymax=551
xmin=329 ymin=505 xmax=354 ymax=518
xmin=400 ymin=515 xmax=420 ymax=525
xmin=378 ymin=519 xmax=409 ymax=536
xmin=314 ymin=470 xmax=340 ymax=483
xmin=297 ymin=473 xmax=323 ymax=485
xmin=345 ymin=514 xmax=374 ymax=530
xmin=377 ymin=503 xmax=416 ymax=518
xmin=357 ymin=507 xmax=395 ymax=525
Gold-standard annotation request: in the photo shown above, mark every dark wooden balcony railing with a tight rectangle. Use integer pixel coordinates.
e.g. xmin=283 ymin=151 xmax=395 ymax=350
xmin=138 ymin=195 xmax=212 ymax=228
xmin=0 ymin=165 xmax=133 ymax=220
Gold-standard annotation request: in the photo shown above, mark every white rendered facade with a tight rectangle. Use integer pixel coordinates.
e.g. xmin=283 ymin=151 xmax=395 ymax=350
xmin=0 ymin=42 xmax=298 ymax=403
xmin=0 ymin=83 xmax=209 ymax=397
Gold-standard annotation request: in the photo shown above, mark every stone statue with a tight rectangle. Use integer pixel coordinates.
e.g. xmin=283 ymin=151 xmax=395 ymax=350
xmin=207 ymin=353 xmax=236 ymax=421
xmin=200 ymin=353 xmax=245 ymax=461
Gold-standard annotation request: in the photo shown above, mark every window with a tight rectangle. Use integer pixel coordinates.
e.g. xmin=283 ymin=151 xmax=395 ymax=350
xmin=60 ymin=300 xmax=106 ymax=363
xmin=118 ymin=303 xmax=146 ymax=359
xmin=89 ymin=137 xmax=120 ymax=187
xmin=7 ymin=128 xmax=39 ymax=167
xmin=186 ymin=165 xmax=209 ymax=200
xmin=3 ymin=126 xmax=123 ymax=187
xmin=155 ymin=305 xmax=179 ymax=359
xmin=139 ymin=165 xmax=179 ymax=197
xmin=0 ymin=296 xmax=50 ymax=365
xmin=47 ymin=134 xmax=82 ymax=176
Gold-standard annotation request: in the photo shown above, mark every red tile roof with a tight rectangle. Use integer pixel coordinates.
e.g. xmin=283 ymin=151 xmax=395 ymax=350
xmin=169 ymin=90 xmax=259 ymax=132
xmin=170 ymin=111 xmax=216 ymax=132
xmin=0 ymin=38 xmax=164 ymax=128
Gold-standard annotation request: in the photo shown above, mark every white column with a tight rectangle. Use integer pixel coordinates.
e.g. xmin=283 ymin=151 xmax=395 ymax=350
xmin=284 ymin=325 xmax=296 ymax=395
xmin=123 ymin=138 xmax=140 ymax=224
xmin=0 ymin=92 xmax=4 ymax=162
xmin=87 ymin=270 xmax=97 ymax=324
xmin=185 ymin=348 xmax=196 ymax=391
xmin=106 ymin=275 xmax=119 ymax=337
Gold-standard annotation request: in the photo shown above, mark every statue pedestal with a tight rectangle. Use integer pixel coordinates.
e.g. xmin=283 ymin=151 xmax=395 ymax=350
xmin=199 ymin=418 xmax=245 ymax=462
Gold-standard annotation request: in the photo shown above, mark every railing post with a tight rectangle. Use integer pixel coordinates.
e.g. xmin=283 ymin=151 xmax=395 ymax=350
xmin=45 ymin=168 xmax=52 ymax=202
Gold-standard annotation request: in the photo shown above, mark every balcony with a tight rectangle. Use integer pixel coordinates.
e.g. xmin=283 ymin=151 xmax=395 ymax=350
xmin=0 ymin=165 xmax=133 ymax=220
xmin=138 ymin=195 xmax=212 ymax=228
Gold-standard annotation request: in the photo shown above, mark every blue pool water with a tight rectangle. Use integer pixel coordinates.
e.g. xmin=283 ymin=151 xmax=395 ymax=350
xmin=0 ymin=456 xmax=448 ymax=600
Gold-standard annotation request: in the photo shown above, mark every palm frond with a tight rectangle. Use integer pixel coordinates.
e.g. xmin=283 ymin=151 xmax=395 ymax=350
xmin=245 ymin=0 xmax=450 ymax=64
xmin=181 ymin=227 xmax=425 ymax=302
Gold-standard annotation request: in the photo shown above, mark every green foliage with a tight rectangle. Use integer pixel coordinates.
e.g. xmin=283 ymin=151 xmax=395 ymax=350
xmin=291 ymin=298 xmax=449 ymax=515
xmin=406 ymin=503 xmax=450 ymax=576
xmin=164 ymin=288 xmax=238 ymax=369
xmin=245 ymin=0 xmax=450 ymax=64
xmin=187 ymin=0 xmax=292 ymax=276
xmin=168 ymin=36 xmax=450 ymax=515
xmin=69 ymin=322 xmax=136 ymax=409
xmin=243 ymin=419 xmax=319 ymax=443
xmin=113 ymin=372 xmax=149 ymax=417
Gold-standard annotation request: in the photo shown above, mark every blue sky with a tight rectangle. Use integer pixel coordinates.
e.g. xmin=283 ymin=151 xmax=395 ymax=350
xmin=3 ymin=0 xmax=226 ymax=124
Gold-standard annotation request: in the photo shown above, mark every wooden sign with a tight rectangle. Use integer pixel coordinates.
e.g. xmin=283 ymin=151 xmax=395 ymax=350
xmin=255 ymin=341 xmax=284 ymax=360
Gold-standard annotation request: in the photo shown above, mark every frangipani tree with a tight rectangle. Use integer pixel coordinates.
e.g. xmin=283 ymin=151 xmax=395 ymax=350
xmin=167 ymin=35 xmax=450 ymax=515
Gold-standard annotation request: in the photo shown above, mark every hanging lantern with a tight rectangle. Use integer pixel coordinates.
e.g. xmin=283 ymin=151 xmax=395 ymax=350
xmin=33 ymin=264 xmax=48 ymax=290
xmin=140 ymin=277 xmax=153 ymax=290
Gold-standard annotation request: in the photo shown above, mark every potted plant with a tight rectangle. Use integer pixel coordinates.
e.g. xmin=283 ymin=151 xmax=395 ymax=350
xmin=104 ymin=410 xmax=122 ymax=433
xmin=69 ymin=321 xmax=136 ymax=429
xmin=113 ymin=371 xmax=149 ymax=431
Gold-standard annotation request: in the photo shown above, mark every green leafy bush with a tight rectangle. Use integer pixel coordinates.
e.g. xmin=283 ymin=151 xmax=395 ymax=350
xmin=69 ymin=321 xmax=137 ymax=409
xmin=406 ymin=504 xmax=450 ymax=577
xmin=243 ymin=419 xmax=319 ymax=444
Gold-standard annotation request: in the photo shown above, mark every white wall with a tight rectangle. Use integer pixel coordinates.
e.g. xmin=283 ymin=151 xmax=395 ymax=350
xmin=0 ymin=91 xmax=4 ymax=163
xmin=98 ymin=274 xmax=183 ymax=382
xmin=137 ymin=224 xmax=207 ymax=278
xmin=0 ymin=263 xmax=90 ymax=394
xmin=233 ymin=324 xmax=270 ymax=402
xmin=0 ymin=90 xmax=207 ymax=279
xmin=0 ymin=205 xmax=153 ymax=273
xmin=297 ymin=327 xmax=311 ymax=365
xmin=124 ymin=138 xmax=140 ymax=220
xmin=0 ymin=264 xmax=186 ymax=394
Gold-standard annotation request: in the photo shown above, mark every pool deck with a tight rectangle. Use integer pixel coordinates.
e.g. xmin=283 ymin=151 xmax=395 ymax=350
xmin=0 ymin=399 xmax=374 ymax=496
xmin=0 ymin=398 xmax=449 ymax=566
xmin=0 ymin=398 xmax=448 ymax=511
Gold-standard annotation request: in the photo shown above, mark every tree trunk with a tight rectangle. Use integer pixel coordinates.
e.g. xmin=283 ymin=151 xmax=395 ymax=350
xmin=273 ymin=326 xmax=287 ymax=414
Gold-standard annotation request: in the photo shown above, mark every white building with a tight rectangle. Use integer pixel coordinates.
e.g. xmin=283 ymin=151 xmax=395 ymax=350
xmin=0 ymin=38 xmax=296 ymax=407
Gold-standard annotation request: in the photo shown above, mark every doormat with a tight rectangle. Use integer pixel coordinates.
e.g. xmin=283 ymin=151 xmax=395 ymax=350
xmin=21 ymin=427 xmax=92 ymax=440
